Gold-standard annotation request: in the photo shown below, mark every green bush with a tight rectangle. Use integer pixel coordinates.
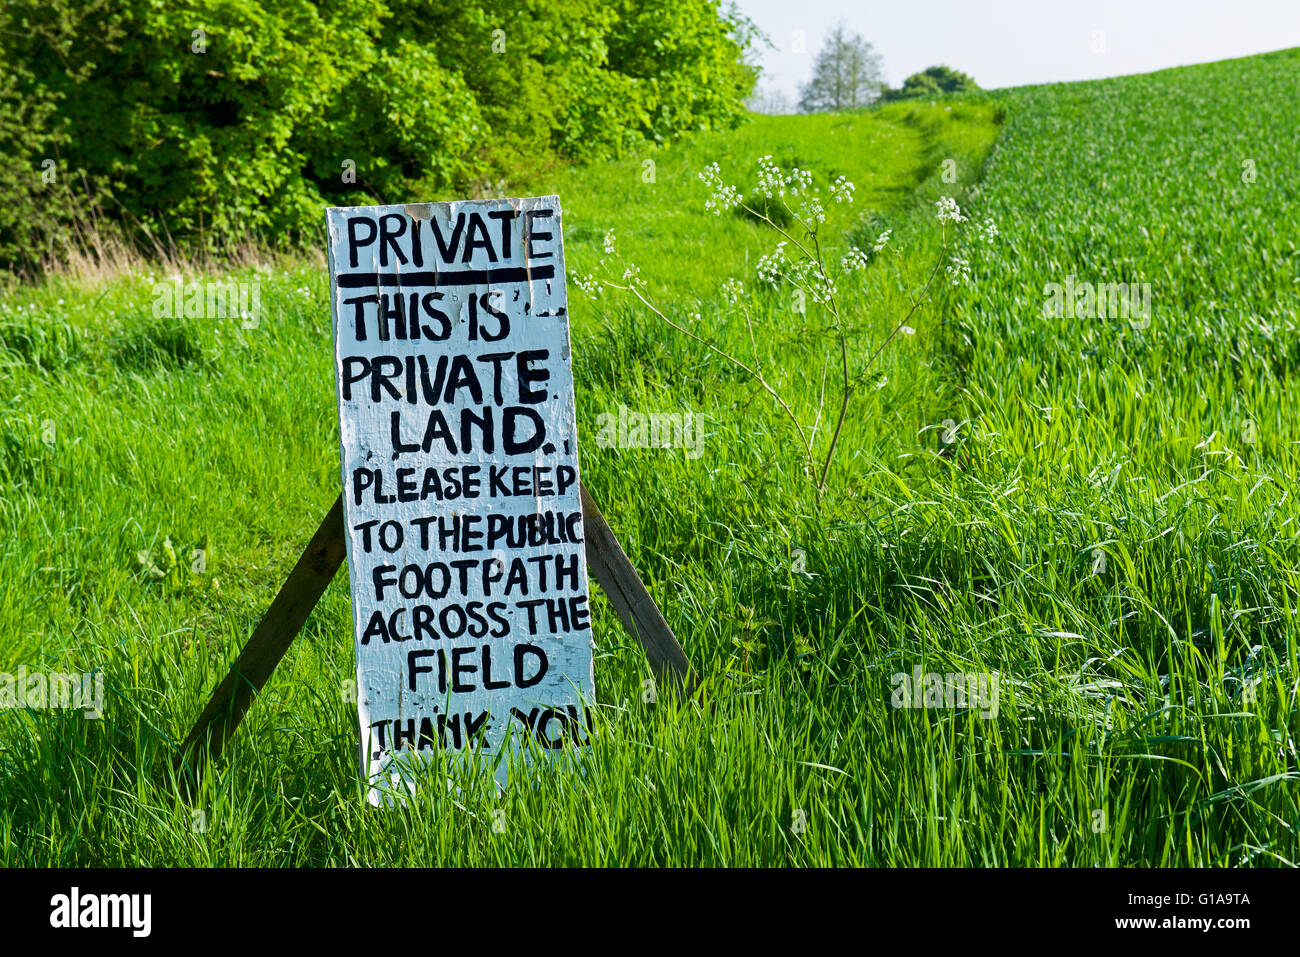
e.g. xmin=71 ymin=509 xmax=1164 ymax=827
xmin=0 ymin=0 xmax=757 ymax=273
xmin=882 ymin=65 xmax=980 ymax=102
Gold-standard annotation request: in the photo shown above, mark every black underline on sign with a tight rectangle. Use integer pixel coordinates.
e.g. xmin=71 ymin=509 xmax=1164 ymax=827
xmin=335 ymin=265 xmax=555 ymax=288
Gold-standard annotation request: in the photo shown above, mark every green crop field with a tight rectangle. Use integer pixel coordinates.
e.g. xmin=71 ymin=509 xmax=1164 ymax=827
xmin=1 ymin=49 xmax=1297 ymax=866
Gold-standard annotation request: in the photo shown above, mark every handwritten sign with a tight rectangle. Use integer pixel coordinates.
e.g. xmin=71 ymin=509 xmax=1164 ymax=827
xmin=326 ymin=197 xmax=594 ymax=804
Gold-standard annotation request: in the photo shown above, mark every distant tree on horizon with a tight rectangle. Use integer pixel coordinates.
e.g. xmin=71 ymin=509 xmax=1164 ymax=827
xmin=882 ymin=65 xmax=980 ymax=101
xmin=748 ymin=83 xmax=793 ymax=114
xmin=797 ymin=25 xmax=885 ymax=112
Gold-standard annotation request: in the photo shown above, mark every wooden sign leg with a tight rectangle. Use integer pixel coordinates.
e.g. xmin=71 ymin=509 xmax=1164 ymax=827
xmin=175 ymin=483 xmax=693 ymax=771
xmin=579 ymin=483 xmax=696 ymax=693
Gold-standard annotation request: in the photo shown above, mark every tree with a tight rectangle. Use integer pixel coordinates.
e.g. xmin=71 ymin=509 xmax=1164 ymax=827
xmin=797 ymin=25 xmax=884 ymax=112
xmin=0 ymin=0 xmax=759 ymax=273
xmin=883 ymin=65 xmax=980 ymax=102
xmin=747 ymin=83 xmax=792 ymax=115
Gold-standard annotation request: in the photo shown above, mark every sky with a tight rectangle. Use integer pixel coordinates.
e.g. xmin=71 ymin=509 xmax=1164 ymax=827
xmin=735 ymin=0 xmax=1300 ymax=106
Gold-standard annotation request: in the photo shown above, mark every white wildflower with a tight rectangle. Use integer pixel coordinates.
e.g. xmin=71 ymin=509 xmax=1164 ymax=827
xmin=573 ymin=273 xmax=602 ymax=299
xmin=795 ymin=262 xmax=836 ymax=303
xmin=755 ymin=155 xmax=786 ymax=199
xmin=839 ymin=246 xmax=870 ymax=272
xmin=810 ymin=274 xmax=837 ymax=303
xmin=873 ymin=229 xmax=892 ymax=252
xmin=698 ymin=162 xmax=743 ymax=215
xmin=787 ymin=167 xmax=813 ymax=195
xmin=935 ymin=196 xmax=966 ymax=225
xmin=829 ymin=175 xmax=855 ymax=204
xmin=721 ymin=277 xmax=745 ymax=306
xmin=756 ymin=241 xmax=787 ymax=285
xmin=603 ymin=228 xmax=617 ymax=255
xmin=946 ymin=254 xmax=971 ymax=285
xmin=798 ymin=193 xmax=826 ymax=225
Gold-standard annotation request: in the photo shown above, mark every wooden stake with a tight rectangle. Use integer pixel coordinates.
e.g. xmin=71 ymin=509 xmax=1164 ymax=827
xmin=578 ymin=483 xmax=695 ymax=693
xmin=176 ymin=483 xmax=692 ymax=771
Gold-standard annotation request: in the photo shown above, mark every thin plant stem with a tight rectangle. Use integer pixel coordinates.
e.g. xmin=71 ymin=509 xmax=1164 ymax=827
xmin=603 ymin=280 xmax=816 ymax=474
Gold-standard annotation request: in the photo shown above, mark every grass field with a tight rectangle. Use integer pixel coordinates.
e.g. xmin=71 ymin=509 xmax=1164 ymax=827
xmin=1 ymin=49 xmax=1298 ymax=866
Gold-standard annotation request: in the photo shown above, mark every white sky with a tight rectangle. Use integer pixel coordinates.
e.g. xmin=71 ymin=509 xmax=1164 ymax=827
xmin=735 ymin=0 xmax=1300 ymax=102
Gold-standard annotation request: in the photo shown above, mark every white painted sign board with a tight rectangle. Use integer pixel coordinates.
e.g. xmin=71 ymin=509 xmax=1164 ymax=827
xmin=325 ymin=197 xmax=595 ymax=804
